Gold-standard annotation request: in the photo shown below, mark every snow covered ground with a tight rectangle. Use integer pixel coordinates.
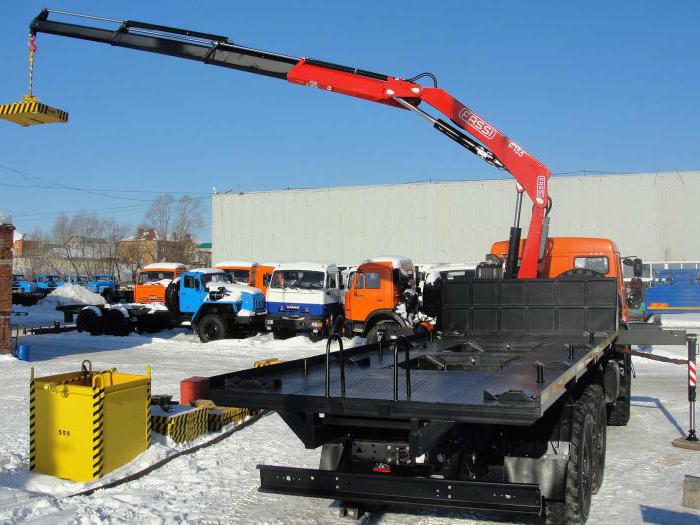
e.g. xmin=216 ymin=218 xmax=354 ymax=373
xmin=0 ymin=305 xmax=699 ymax=524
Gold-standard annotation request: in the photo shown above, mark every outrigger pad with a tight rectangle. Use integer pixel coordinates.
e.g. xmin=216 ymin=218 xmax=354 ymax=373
xmin=0 ymin=96 xmax=68 ymax=126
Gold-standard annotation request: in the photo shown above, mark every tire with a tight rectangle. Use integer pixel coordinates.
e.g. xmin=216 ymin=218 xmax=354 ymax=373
xmin=77 ymin=307 xmax=103 ymax=336
xmin=103 ymin=308 xmax=132 ymax=336
xmin=365 ymin=320 xmax=397 ymax=344
xmin=165 ymin=282 xmax=181 ymax=316
xmin=607 ymin=353 xmax=632 ymax=426
xmin=198 ymin=314 xmax=230 ymax=343
xmin=544 ymin=385 xmax=598 ymax=525
xmin=590 ymin=385 xmax=607 ymax=494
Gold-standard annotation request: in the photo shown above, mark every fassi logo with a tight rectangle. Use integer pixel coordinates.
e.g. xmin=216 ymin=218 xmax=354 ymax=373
xmin=459 ymin=108 xmax=497 ymax=140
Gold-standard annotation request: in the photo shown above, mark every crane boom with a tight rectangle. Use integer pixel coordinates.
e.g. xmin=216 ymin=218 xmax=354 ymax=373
xmin=30 ymin=9 xmax=551 ymax=278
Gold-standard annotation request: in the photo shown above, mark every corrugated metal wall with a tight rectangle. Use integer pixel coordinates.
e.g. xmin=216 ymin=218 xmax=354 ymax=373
xmin=212 ymin=172 xmax=700 ymax=264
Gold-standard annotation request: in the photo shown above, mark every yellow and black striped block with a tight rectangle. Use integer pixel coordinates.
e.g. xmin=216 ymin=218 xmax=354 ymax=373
xmin=0 ymin=96 xmax=68 ymax=127
xmin=150 ymin=405 xmax=208 ymax=443
xmin=207 ymin=406 xmax=248 ymax=432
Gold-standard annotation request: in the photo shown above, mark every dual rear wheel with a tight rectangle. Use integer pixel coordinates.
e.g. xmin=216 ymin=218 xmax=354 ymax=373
xmin=545 ymin=384 xmax=608 ymax=524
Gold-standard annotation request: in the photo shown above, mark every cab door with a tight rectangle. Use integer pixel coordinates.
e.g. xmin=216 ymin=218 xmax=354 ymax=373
xmin=180 ymin=274 xmax=206 ymax=313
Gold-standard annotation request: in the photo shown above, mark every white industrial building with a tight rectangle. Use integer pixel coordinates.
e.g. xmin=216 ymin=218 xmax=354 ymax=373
xmin=212 ymin=171 xmax=700 ymax=267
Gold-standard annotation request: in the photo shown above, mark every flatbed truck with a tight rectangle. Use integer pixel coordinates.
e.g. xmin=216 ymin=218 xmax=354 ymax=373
xmin=208 ymin=266 xmax=685 ymax=522
xmin=26 ymin=10 xmax=690 ymax=522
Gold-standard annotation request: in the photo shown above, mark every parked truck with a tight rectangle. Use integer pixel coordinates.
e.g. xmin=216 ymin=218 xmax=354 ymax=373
xmin=209 ymin=238 xmax=684 ymax=522
xmin=34 ymin=274 xmax=64 ymax=295
xmin=644 ymin=268 xmax=700 ymax=317
xmin=343 ymin=257 xmax=424 ymax=343
xmin=85 ymin=274 xmax=118 ymax=302
xmin=214 ymin=261 xmax=277 ymax=295
xmin=265 ymin=262 xmax=341 ymax=339
xmin=133 ymin=263 xmax=187 ymax=304
xmin=77 ymin=268 xmax=266 ymax=342
xmin=11 ymin=273 xmax=42 ymax=305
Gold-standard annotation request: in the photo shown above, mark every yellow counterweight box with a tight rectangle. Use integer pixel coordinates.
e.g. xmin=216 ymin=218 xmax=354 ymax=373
xmin=30 ymin=362 xmax=151 ymax=482
xmin=0 ymin=95 xmax=68 ymax=127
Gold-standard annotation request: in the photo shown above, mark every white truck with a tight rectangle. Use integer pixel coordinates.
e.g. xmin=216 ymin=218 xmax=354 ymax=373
xmin=265 ymin=262 xmax=342 ymax=340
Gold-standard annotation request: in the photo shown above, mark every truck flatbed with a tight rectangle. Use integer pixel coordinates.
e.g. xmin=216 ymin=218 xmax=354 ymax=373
xmin=209 ymin=332 xmax=616 ymax=426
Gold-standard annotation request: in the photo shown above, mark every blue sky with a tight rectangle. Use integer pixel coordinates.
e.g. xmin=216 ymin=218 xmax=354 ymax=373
xmin=1 ymin=1 xmax=698 ymax=240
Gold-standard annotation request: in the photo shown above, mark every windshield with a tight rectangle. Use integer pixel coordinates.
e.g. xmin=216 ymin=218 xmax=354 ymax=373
xmin=202 ymin=272 xmax=232 ymax=285
xmin=271 ymin=270 xmax=325 ymax=290
xmin=138 ymin=271 xmax=174 ymax=284
xmin=223 ymin=269 xmax=250 ymax=284
xmin=38 ymin=275 xmax=59 ymax=283
xmin=71 ymin=276 xmax=88 ymax=284
xmin=93 ymin=275 xmax=114 ymax=281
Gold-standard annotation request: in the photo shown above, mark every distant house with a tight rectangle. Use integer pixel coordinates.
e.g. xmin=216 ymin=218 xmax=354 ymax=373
xmin=118 ymin=227 xmax=201 ymax=272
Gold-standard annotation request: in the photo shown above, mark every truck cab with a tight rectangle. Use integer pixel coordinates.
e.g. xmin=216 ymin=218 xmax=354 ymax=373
xmin=215 ymin=261 xmax=277 ymax=296
xmin=66 ymin=274 xmax=88 ymax=286
xmin=12 ymin=274 xmax=41 ymax=305
xmin=490 ymin=236 xmax=628 ymax=321
xmin=86 ymin=274 xmax=117 ymax=301
xmin=134 ymin=263 xmax=187 ymax=304
xmin=171 ymin=268 xmax=266 ymax=342
xmin=35 ymin=274 xmax=64 ymax=294
xmin=265 ymin=262 xmax=341 ymax=339
xmin=344 ymin=256 xmax=419 ymax=342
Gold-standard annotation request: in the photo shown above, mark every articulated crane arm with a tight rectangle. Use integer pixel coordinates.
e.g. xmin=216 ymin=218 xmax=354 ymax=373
xmin=30 ymin=9 xmax=551 ymax=278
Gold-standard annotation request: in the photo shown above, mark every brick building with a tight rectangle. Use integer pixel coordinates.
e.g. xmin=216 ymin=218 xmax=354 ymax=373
xmin=0 ymin=212 xmax=13 ymax=354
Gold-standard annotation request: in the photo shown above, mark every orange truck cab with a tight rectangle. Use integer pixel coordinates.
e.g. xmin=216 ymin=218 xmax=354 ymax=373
xmin=490 ymin=237 xmax=628 ymax=322
xmin=134 ymin=263 xmax=187 ymax=304
xmin=344 ymin=256 xmax=419 ymax=342
xmin=214 ymin=261 xmax=277 ymax=295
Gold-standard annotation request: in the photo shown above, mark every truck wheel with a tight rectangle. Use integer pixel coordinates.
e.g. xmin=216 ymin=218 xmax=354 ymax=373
xmin=77 ymin=307 xmax=103 ymax=336
xmin=588 ymin=385 xmax=607 ymax=495
xmin=607 ymin=354 xmax=631 ymax=426
xmin=366 ymin=321 xmax=396 ymax=344
xmin=104 ymin=308 xmax=132 ymax=336
xmin=544 ymin=386 xmax=598 ymax=525
xmin=198 ymin=314 xmax=230 ymax=342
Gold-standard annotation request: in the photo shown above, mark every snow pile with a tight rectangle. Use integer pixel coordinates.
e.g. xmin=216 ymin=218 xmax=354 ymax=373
xmin=660 ymin=313 xmax=700 ymax=329
xmin=39 ymin=284 xmax=106 ymax=306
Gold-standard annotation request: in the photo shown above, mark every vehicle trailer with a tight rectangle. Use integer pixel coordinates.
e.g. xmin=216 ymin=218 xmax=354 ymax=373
xmin=208 ymin=274 xmax=686 ymax=522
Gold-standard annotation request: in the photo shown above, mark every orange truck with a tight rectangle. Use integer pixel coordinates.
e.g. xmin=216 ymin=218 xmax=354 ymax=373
xmin=490 ymin=237 xmax=629 ymax=322
xmin=134 ymin=263 xmax=187 ymax=304
xmin=343 ymin=256 xmax=420 ymax=342
xmin=214 ymin=261 xmax=276 ymax=295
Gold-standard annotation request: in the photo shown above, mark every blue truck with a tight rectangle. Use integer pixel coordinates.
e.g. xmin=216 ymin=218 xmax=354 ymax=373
xmin=34 ymin=274 xmax=64 ymax=295
xmin=645 ymin=268 xmax=700 ymax=316
xmin=86 ymin=274 xmax=117 ymax=301
xmin=12 ymin=274 xmax=42 ymax=305
xmin=76 ymin=268 xmax=266 ymax=342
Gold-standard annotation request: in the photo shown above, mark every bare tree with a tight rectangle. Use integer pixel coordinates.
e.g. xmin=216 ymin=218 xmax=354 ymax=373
xmin=145 ymin=194 xmax=174 ymax=259
xmin=171 ymin=196 xmax=204 ymax=263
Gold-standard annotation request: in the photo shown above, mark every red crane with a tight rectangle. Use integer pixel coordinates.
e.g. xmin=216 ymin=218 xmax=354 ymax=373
xmin=30 ymin=9 xmax=552 ymax=277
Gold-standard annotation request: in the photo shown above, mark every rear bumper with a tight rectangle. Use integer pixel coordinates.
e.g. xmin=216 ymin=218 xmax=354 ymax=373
xmin=258 ymin=465 xmax=541 ymax=514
